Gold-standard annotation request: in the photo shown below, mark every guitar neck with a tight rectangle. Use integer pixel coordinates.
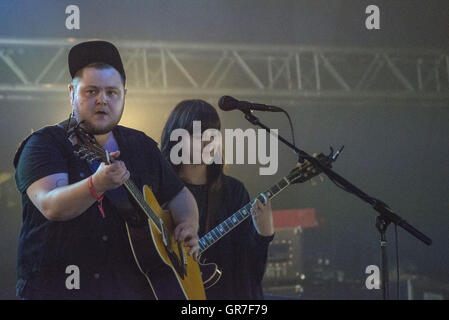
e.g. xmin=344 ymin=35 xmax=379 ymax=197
xmin=198 ymin=176 xmax=291 ymax=254
xmin=123 ymin=179 xmax=162 ymax=232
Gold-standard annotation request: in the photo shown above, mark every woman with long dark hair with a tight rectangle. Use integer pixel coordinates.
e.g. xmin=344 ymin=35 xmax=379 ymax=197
xmin=161 ymin=99 xmax=274 ymax=299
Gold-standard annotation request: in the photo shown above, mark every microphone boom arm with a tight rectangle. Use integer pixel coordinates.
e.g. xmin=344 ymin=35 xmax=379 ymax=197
xmin=242 ymin=108 xmax=432 ymax=247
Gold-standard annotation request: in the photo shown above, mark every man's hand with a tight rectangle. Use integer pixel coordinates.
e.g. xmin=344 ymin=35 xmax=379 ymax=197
xmin=91 ymin=151 xmax=130 ymax=193
xmin=174 ymin=222 xmax=199 ymax=261
xmin=167 ymin=187 xmax=200 ymax=260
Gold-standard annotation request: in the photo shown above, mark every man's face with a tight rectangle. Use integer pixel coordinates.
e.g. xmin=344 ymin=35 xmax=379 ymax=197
xmin=69 ymin=67 xmax=126 ymax=135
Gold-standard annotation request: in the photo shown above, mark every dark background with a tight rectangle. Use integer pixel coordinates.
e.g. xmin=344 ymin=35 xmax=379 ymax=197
xmin=0 ymin=0 xmax=448 ymax=299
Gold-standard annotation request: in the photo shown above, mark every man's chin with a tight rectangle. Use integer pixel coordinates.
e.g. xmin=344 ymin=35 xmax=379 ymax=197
xmin=82 ymin=121 xmax=118 ymax=135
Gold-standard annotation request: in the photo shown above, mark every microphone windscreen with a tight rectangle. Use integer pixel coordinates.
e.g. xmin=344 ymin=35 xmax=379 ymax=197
xmin=218 ymin=96 xmax=238 ymax=111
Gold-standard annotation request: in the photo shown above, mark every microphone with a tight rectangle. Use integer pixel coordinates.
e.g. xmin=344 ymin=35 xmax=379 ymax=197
xmin=218 ymin=96 xmax=283 ymax=113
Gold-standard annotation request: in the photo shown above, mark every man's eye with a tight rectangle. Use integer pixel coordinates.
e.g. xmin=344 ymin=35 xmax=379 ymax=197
xmin=107 ymin=90 xmax=118 ymax=96
xmin=86 ymin=90 xmax=96 ymax=95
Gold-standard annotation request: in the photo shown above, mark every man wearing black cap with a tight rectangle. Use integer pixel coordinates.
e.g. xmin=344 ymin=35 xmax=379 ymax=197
xmin=13 ymin=41 xmax=200 ymax=299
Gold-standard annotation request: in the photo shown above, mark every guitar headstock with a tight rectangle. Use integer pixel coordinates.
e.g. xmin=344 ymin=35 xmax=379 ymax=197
xmin=67 ymin=122 xmax=110 ymax=165
xmin=287 ymin=148 xmax=341 ymax=185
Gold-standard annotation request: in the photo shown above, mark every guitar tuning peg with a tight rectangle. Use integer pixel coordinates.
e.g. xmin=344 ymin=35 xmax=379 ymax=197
xmin=310 ymin=178 xmax=317 ymax=186
xmin=319 ymin=174 xmax=325 ymax=182
xmin=313 ymin=152 xmax=318 ymax=158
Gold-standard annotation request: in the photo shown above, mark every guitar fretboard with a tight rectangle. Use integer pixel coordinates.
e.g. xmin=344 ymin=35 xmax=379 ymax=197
xmin=198 ymin=177 xmax=290 ymax=254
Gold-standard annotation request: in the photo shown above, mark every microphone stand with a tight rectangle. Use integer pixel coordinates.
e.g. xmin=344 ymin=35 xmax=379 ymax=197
xmin=241 ymin=108 xmax=432 ymax=300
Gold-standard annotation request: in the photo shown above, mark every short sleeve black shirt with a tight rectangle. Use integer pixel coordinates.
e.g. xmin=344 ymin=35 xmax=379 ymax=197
xmin=13 ymin=124 xmax=184 ymax=299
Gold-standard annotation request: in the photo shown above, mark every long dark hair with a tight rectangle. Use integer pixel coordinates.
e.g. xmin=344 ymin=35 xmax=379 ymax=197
xmin=161 ymin=99 xmax=223 ymax=190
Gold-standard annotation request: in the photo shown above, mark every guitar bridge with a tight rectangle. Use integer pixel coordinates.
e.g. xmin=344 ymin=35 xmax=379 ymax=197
xmin=159 ymin=219 xmax=187 ymax=278
xmin=178 ymin=242 xmax=188 ymax=266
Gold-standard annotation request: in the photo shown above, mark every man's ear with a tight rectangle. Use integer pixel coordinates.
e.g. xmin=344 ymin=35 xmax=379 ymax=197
xmin=68 ymin=84 xmax=75 ymax=106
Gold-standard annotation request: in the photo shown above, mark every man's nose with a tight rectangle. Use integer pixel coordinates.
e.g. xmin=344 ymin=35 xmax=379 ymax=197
xmin=96 ymin=90 xmax=107 ymax=104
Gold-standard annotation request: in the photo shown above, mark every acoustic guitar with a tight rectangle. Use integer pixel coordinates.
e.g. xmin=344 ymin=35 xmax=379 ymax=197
xmin=67 ymin=123 xmax=207 ymax=300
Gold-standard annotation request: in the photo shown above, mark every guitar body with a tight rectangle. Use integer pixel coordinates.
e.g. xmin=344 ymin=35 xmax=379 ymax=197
xmin=125 ymin=185 xmax=206 ymax=300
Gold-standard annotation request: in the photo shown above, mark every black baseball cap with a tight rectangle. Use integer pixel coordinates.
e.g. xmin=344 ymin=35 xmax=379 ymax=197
xmin=68 ymin=40 xmax=126 ymax=84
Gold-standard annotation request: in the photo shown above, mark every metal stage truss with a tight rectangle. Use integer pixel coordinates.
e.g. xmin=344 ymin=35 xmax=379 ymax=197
xmin=0 ymin=38 xmax=448 ymax=106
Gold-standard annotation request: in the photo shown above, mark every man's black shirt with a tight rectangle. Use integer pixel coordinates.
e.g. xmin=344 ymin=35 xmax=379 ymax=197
xmin=13 ymin=124 xmax=184 ymax=299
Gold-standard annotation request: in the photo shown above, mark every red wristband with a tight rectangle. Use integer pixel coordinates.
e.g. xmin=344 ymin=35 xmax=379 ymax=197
xmin=88 ymin=176 xmax=105 ymax=219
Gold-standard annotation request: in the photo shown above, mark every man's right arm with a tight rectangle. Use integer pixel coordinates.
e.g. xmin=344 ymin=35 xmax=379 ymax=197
xmin=27 ymin=173 xmax=100 ymax=221
xmin=26 ymin=151 xmax=130 ymax=222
